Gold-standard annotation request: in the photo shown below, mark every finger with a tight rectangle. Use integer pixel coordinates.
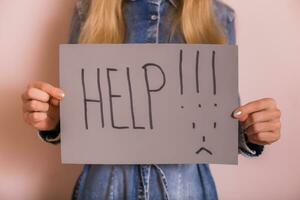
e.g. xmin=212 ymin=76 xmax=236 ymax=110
xmin=26 ymin=112 xmax=47 ymax=123
xmin=248 ymin=131 xmax=280 ymax=145
xmin=50 ymin=97 xmax=60 ymax=106
xmin=245 ymin=121 xmax=281 ymax=136
xmin=247 ymin=136 xmax=270 ymax=145
xmin=23 ymin=100 xmax=49 ymax=112
xmin=31 ymin=120 xmax=50 ymax=131
xmin=232 ymin=98 xmax=277 ymax=121
xmin=28 ymin=81 xmax=64 ymax=100
xmin=242 ymin=109 xmax=281 ymax=129
xmin=22 ymin=87 xmax=50 ymax=102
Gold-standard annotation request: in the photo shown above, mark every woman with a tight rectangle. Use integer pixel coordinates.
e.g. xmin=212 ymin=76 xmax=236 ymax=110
xmin=21 ymin=0 xmax=281 ymax=199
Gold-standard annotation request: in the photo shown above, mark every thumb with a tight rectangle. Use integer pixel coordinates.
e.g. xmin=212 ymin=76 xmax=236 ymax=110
xmin=232 ymin=108 xmax=249 ymax=122
xmin=30 ymin=81 xmax=64 ymax=100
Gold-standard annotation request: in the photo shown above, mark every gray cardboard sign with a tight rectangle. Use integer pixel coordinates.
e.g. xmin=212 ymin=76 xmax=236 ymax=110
xmin=59 ymin=44 xmax=239 ymax=165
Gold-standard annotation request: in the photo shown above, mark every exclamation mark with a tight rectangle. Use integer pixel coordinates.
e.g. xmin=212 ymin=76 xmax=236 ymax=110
xmin=179 ymin=49 xmax=183 ymax=95
xmin=212 ymin=51 xmax=217 ymax=129
xmin=196 ymin=50 xmax=200 ymax=93
xmin=212 ymin=50 xmax=216 ymax=95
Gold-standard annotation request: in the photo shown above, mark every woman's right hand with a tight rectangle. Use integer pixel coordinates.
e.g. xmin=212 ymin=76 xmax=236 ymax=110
xmin=21 ymin=81 xmax=65 ymax=131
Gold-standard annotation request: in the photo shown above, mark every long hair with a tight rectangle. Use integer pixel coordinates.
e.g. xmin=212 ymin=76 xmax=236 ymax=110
xmin=79 ymin=0 xmax=227 ymax=44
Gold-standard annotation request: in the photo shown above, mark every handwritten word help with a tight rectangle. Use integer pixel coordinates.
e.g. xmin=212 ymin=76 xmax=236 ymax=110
xmin=81 ymin=50 xmax=217 ymax=132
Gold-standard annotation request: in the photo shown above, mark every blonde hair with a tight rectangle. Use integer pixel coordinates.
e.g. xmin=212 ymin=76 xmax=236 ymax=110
xmin=79 ymin=0 xmax=227 ymax=44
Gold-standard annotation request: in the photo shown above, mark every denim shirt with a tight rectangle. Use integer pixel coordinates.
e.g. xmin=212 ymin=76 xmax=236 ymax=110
xmin=39 ymin=0 xmax=264 ymax=199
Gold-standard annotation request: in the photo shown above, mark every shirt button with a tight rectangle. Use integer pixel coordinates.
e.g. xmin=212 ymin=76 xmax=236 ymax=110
xmin=150 ymin=15 xmax=158 ymax=21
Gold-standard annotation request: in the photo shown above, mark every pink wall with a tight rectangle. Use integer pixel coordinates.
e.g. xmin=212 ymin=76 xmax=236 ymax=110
xmin=212 ymin=0 xmax=300 ymax=199
xmin=0 ymin=1 xmax=82 ymax=199
xmin=0 ymin=0 xmax=299 ymax=199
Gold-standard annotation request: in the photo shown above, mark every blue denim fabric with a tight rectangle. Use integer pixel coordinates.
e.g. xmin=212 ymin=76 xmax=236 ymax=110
xmin=38 ymin=0 xmax=264 ymax=199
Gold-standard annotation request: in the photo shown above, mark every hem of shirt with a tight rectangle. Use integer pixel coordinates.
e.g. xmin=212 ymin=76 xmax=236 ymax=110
xmin=37 ymin=122 xmax=61 ymax=145
xmin=37 ymin=131 xmax=60 ymax=143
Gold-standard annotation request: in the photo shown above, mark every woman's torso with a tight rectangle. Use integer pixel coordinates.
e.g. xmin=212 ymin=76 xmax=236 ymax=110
xmin=71 ymin=0 xmax=236 ymax=199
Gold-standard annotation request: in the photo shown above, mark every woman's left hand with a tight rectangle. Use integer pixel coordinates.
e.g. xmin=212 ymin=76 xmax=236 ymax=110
xmin=232 ymin=98 xmax=281 ymax=145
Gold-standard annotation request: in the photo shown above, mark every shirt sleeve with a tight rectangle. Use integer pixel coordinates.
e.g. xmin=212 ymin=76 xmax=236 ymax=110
xmin=225 ymin=8 xmax=264 ymax=157
xmin=38 ymin=121 xmax=61 ymax=145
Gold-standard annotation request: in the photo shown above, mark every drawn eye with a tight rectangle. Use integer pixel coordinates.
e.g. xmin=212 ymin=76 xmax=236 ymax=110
xmin=192 ymin=122 xmax=196 ymax=129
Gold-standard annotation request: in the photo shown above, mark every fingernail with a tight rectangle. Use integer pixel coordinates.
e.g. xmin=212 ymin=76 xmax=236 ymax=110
xmin=233 ymin=110 xmax=242 ymax=118
xmin=59 ymin=92 xmax=65 ymax=98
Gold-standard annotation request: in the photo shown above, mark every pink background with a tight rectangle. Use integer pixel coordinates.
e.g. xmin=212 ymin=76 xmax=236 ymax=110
xmin=0 ymin=0 xmax=299 ymax=199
